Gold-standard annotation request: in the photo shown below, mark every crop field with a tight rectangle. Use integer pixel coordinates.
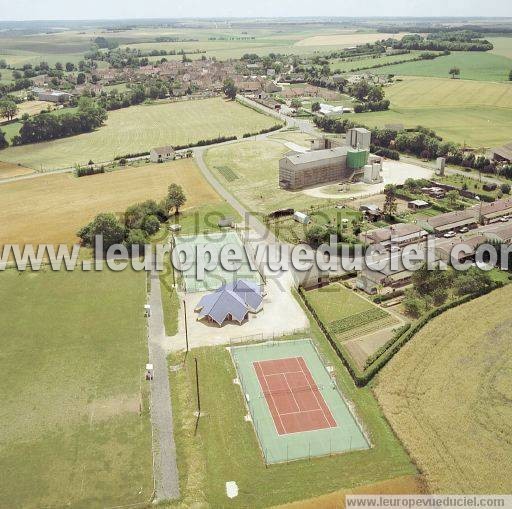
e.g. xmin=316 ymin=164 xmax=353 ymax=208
xmin=373 ymin=50 xmax=512 ymax=82
xmin=304 ymin=283 xmax=398 ymax=342
xmin=204 ymin=139 xmax=331 ymax=213
xmin=0 ymin=158 xmax=222 ymax=246
xmin=350 ymin=77 xmax=512 ymax=147
xmin=374 ymin=285 xmax=512 ymax=493
xmin=489 ymin=37 xmax=512 ymax=59
xmin=295 ymin=32 xmax=409 ymax=47
xmin=0 ymin=97 xmax=277 ymax=169
xmin=0 ymin=161 xmax=33 ymax=178
xmin=330 ymin=51 xmax=429 ymax=73
xmin=168 ymin=329 xmax=415 ymax=507
xmin=0 ymin=268 xmax=152 ymax=508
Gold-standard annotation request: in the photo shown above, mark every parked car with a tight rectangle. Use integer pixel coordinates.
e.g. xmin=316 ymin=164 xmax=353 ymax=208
xmin=459 ymin=227 xmax=469 ymax=233
xmin=499 ymin=217 xmax=508 ymax=222
xmin=443 ymin=231 xmax=456 ymax=238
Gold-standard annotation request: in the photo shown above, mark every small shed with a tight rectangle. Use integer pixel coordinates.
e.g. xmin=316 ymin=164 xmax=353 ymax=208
xmin=408 ymin=199 xmax=430 ymax=210
xmin=293 ymin=211 xmax=310 ymax=225
xmin=218 ymin=217 xmax=235 ymax=228
xmin=150 ymin=146 xmax=176 ymax=163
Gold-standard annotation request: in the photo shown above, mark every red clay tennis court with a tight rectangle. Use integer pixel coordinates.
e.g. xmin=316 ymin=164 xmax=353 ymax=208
xmin=253 ymin=356 xmax=337 ymax=435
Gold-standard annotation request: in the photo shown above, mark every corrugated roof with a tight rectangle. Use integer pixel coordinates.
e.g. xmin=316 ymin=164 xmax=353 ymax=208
xmin=284 ymin=146 xmax=348 ymax=165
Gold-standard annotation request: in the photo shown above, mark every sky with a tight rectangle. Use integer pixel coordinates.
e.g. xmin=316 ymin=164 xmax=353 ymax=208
xmin=0 ymin=0 xmax=511 ymax=21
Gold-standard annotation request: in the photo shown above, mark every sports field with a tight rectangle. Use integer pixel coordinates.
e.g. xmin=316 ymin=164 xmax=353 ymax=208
xmin=375 ymin=285 xmax=512 ymax=493
xmin=231 ymin=339 xmax=370 ymax=464
xmin=173 ymin=231 xmax=261 ymax=293
xmin=0 ymin=97 xmax=277 ymax=169
xmin=373 ymin=50 xmax=512 ymax=82
xmin=0 ymin=268 xmax=152 ymax=508
xmin=0 ymin=158 xmax=222 ymax=246
xmin=351 ymin=77 xmax=512 ymax=147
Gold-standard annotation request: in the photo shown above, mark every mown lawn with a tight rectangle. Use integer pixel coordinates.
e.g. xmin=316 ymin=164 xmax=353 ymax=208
xmin=168 ymin=297 xmax=416 ymax=508
xmin=204 ymin=139 xmax=333 ymax=213
xmin=0 ymin=97 xmax=278 ymax=169
xmin=0 ymin=268 xmax=153 ymax=508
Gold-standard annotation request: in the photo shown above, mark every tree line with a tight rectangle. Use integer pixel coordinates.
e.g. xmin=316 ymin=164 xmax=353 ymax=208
xmin=11 ymin=97 xmax=107 ymax=146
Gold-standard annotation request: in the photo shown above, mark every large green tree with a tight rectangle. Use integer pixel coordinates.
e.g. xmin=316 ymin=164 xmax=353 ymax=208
xmin=222 ymin=78 xmax=238 ymax=100
xmin=166 ymin=184 xmax=187 ymax=215
xmin=0 ymin=100 xmax=18 ymax=121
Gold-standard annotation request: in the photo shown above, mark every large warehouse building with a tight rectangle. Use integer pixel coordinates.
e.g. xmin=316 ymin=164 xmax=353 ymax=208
xmin=278 ymin=128 xmax=371 ymax=190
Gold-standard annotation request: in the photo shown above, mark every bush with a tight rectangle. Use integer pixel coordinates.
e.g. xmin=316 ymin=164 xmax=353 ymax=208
xmin=77 ymin=212 xmax=126 ymax=251
xmin=75 ymin=165 xmax=105 ymax=177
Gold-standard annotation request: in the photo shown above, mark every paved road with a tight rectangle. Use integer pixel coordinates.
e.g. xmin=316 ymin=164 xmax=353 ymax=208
xmin=147 ymin=261 xmax=180 ymax=502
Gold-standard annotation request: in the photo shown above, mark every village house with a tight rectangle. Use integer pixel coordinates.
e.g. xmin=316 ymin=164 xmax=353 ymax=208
xmin=150 ymin=146 xmax=176 ymax=163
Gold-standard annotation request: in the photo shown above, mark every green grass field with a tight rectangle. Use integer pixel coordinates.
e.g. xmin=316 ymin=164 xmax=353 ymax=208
xmin=0 ymin=268 xmax=153 ymax=508
xmin=373 ymin=50 xmax=512 ymax=82
xmin=204 ymin=139 xmax=333 ymax=214
xmin=304 ymin=283 xmax=397 ymax=341
xmin=168 ymin=299 xmax=416 ymax=507
xmin=0 ymin=98 xmax=278 ymax=169
xmin=489 ymin=36 xmax=512 ymax=60
xmin=350 ymin=76 xmax=512 ymax=147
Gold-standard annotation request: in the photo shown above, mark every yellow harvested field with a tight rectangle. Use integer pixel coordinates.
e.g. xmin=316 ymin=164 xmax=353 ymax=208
xmin=0 ymin=158 xmax=221 ymax=246
xmin=295 ymin=32 xmax=409 ymax=47
xmin=274 ymin=475 xmax=426 ymax=508
xmin=375 ymin=285 xmax=512 ymax=493
xmin=0 ymin=161 xmax=33 ymax=178
xmin=0 ymin=100 xmax=52 ymax=122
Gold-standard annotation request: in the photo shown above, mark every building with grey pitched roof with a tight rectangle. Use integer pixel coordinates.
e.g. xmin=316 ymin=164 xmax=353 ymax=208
xmin=195 ymin=280 xmax=263 ymax=326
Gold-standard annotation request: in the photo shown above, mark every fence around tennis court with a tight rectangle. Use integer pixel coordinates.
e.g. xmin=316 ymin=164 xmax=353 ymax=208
xmin=171 ymin=230 xmax=263 ymax=293
xmin=229 ymin=338 xmax=371 ymax=465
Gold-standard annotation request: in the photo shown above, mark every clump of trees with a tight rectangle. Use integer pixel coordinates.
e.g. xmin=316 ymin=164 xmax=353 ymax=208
xmin=0 ymin=130 xmax=7 ymax=149
xmin=349 ymin=79 xmax=390 ymax=113
xmin=78 ymin=184 xmax=187 ymax=252
xmin=12 ymin=97 xmax=107 ymax=145
xmin=383 ymin=32 xmax=493 ymax=52
xmin=403 ymin=264 xmax=493 ymax=318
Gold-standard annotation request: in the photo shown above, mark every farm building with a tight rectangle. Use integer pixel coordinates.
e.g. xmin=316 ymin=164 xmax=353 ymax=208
xmin=436 ymin=235 xmax=489 ymax=264
xmin=489 ymin=142 xmax=512 ymax=164
xmin=408 ymin=199 xmax=430 ymax=210
xmin=425 ymin=209 xmax=478 ymax=235
xmin=360 ymin=204 xmax=383 ymax=221
xmin=360 ymin=223 xmax=428 ymax=248
xmin=476 ymin=197 xmax=512 ymax=224
xmin=33 ymin=88 xmax=73 ymax=103
xmin=279 ymin=147 xmax=353 ymax=190
xmin=356 ymin=253 xmax=424 ymax=294
xmin=279 ymin=134 xmax=370 ymax=190
xmin=150 ymin=146 xmax=176 ymax=163
xmin=318 ymin=103 xmax=344 ymax=116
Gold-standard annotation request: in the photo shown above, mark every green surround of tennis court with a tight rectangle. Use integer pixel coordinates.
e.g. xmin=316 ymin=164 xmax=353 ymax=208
xmin=173 ymin=231 xmax=262 ymax=293
xmin=230 ymin=339 xmax=370 ymax=464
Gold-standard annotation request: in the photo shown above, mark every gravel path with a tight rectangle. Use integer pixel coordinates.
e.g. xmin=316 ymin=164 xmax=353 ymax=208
xmin=147 ymin=261 xmax=180 ymax=502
